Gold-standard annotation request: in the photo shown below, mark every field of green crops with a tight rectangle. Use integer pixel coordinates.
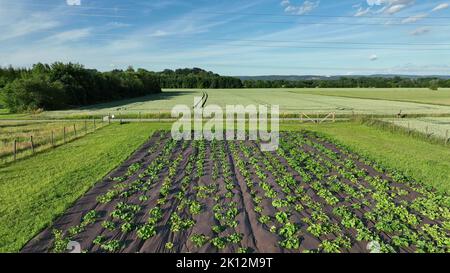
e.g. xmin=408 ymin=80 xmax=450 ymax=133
xmin=34 ymin=88 xmax=450 ymax=119
xmin=2 ymin=121 xmax=450 ymax=253
xmin=296 ymin=88 xmax=450 ymax=106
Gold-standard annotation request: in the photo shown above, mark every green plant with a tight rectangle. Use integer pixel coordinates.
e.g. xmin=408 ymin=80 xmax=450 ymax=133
xmin=101 ymin=221 xmax=116 ymax=231
xmin=227 ymin=233 xmax=243 ymax=244
xmin=190 ymin=234 xmax=209 ymax=247
xmin=275 ymin=211 xmax=290 ymax=224
xmin=93 ymin=235 xmax=105 ymax=246
xmin=52 ymin=229 xmax=69 ymax=253
xmin=238 ymin=247 xmax=249 ymax=253
xmin=280 ymin=237 xmax=300 ymax=250
xmin=170 ymin=213 xmax=195 ymax=232
xmin=212 ymin=225 xmax=226 ymax=234
xmin=165 ymin=242 xmax=174 ymax=250
xmin=189 ymin=201 xmax=202 ymax=215
xmin=137 ymin=223 xmax=156 ymax=240
xmin=121 ymin=222 xmax=133 ymax=233
xmin=100 ymin=240 xmax=121 ymax=252
xmin=258 ymin=215 xmax=270 ymax=225
xmin=211 ymin=237 xmax=227 ymax=249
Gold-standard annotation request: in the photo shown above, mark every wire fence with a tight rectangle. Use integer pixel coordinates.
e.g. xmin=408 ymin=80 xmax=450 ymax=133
xmin=0 ymin=119 xmax=109 ymax=165
xmin=381 ymin=117 xmax=450 ymax=145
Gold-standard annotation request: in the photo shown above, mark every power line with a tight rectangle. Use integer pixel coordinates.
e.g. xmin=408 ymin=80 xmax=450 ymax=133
xmin=4 ymin=2 xmax=450 ymax=19
xmin=9 ymin=13 xmax=450 ymax=26
xmin=170 ymin=18 xmax=450 ymax=27
xmin=162 ymin=37 xmax=450 ymax=47
xmin=30 ymin=31 xmax=450 ymax=51
xmin=196 ymin=11 xmax=450 ymax=20
xmin=3 ymin=3 xmax=450 ymax=26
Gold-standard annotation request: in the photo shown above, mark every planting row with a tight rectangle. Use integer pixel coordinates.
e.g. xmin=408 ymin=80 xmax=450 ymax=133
xmin=22 ymin=131 xmax=449 ymax=253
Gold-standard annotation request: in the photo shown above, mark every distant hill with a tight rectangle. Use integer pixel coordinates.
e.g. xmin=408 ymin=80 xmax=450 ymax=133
xmin=237 ymin=75 xmax=450 ymax=81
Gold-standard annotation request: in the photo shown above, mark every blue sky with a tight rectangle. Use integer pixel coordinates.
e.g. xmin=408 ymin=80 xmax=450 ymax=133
xmin=0 ymin=0 xmax=449 ymax=75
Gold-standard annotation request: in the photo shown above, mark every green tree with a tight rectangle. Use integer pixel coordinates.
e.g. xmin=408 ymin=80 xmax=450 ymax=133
xmin=0 ymin=75 xmax=65 ymax=112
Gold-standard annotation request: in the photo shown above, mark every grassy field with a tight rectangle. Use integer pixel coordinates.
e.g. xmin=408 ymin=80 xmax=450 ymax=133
xmin=1 ymin=121 xmax=450 ymax=252
xmin=0 ymin=108 xmax=29 ymax=120
xmin=0 ymin=120 xmax=107 ymax=163
xmin=296 ymin=88 xmax=450 ymax=106
xmin=382 ymin=117 xmax=450 ymax=141
xmin=35 ymin=88 xmax=450 ymax=119
xmin=0 ymin=122 xmax=171 ymax=252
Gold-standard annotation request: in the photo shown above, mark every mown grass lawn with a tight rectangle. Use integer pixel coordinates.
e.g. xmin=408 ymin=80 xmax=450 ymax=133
xmin=0 ymin=122 xmax=171 ymax=252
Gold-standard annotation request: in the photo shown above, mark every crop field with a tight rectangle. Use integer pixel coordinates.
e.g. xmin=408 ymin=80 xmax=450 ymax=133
xmin=383 ymin=117 xmax=450 ymax=140
xmin=296 ymin=88 xmax=450 ymax=107
xmin=22 ymin=131 xmax=450 ymax=253
xmin=37 ymin=89 xmax=450 ymax=119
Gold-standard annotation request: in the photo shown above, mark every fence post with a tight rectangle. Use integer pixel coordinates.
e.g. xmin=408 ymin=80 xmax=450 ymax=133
xmin=94 ymin=118 xmax=96 ymax=129
xmin=73 ymin=124 xmax=77 ymax=137
xmin=63 ymin=127 xmax=66 ymax=144
xmin=425 ymin=126 xmax=429 ymax=136
xmin=30 ymin=135 xmax=34 ymax=154
xmin=84 ymin=120 xmax=87 ymax=134
xmin=51 ymin=131 xmax=55 ymax=147
xmin=13 ymin=139 xmax=17 ymax=161
xmin=446 ymin=130 xmax=449 ymax=145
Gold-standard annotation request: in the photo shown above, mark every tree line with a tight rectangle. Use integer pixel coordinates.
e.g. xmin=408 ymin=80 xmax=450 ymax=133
xmin=242 ymin=76 xmax=450 ymax=89
xmin=155 ymin=68 xmax=243 ymax=89
xmin=1 ymin=63 xmax=449 ymax=113
xmin=0 ymin=65 xmax=243 ymax=112
xmin=0 ymin=63 xmax=161 ymax=113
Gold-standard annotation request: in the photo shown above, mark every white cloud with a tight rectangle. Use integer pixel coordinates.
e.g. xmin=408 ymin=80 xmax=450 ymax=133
xmin=150 ymin=30 xmax=170 ymax=37
xmin=355 ymin=7 xmax=371 ymax=16
xmin=385 ymin=4 xmax=406 ymax=14
xmin=281 ymin=0 xmax=320 ymax=15
xmin=432 ymin=3 xmax=449 ymax=12
xmin=0 ymin=14 xmax=60 ymax=42
xmin=366 ymin=0 xmax=415 ymax=14
xmin=66 ymin=0 xmax=81 ymax=6
xmin=410 ymin=27 xmax=430 ymax=36
xmin=43 ymin=28 xmax=92 ymax=43
xmin=369 ymin=54 xmax=378 ymax=61
xmin=401 ymin=13 xmax=428 ymax=23
xmin=367 ymin=0 xmax=414 ymax=6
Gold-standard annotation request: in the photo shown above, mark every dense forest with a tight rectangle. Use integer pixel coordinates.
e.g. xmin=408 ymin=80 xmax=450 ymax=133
xmin=156 ymin=68 xmax=243 ymax=89
xmin=0 ymin=63 xmax=161 ymax=113
xmin=1 ymin=63 xmax=449 ymax=112
xmin=0 ymin=65 xmax=242 ymax=112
